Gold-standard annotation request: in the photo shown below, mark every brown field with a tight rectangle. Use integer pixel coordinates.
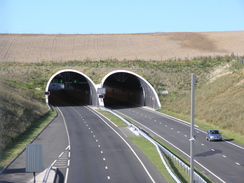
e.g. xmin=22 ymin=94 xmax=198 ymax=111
xmin=0 ymin=31 xmax=244 ymax=62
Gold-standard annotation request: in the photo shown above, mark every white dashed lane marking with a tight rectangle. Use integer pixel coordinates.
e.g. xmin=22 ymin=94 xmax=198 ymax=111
xmin=73 ymin=108 xmax=111 ymax=181
xmin=130 ymin=109 xmax=243 ymax=169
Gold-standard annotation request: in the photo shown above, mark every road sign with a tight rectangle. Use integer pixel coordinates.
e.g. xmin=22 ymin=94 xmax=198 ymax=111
xmin=26 ymin=144 xmax=44 ymax=173
xmin=97 ymin=88 xmax=106 ymax=94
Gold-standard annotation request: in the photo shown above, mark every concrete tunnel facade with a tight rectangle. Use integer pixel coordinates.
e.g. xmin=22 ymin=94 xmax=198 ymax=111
xmin=45 ymin=69 xmax=161 ymax=110
xmin=45 ymin=69 xmax=99 ymax=106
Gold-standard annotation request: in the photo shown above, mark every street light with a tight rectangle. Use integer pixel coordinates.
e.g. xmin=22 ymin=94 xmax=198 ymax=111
xmin=190 ymin=73 xmax=196 ymax=183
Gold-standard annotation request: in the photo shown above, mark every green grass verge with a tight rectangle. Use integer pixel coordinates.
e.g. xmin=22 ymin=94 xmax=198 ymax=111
xmin=130 ymin=136 xmax=213 ymax=183
xmin=98 ymin=109 xmax=213 ymax=182
xmin=97 ymin=109 xmax=127 ymax=127
xmin=0 ymin=108 xmax=57 ymax=170
xmin=129 ymin=136 xmax=175 ymax=183
xmin=152 ymin=137 xmax=213 ymax=183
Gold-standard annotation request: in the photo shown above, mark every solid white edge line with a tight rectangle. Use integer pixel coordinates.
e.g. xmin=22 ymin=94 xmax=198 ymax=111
xmin=142 ymin=107 xmax=244 ymax=150
xmin=56 ymin=107 xmax=71 ymax=149
xmin=86 ymin=107 xmax=156 ymax=183
xmin=56 ymin=106 xmax=71 ymax=183
xmin=64 ymin=168 xmax=69 ymax=183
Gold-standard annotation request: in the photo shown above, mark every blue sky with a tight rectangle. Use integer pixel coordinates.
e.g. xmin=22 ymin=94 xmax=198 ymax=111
xmin=1 ymin=0 xmax=244 ymax=34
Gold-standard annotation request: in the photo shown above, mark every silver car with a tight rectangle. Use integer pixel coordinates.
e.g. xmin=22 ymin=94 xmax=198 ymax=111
xmin=206 ymin=129 xmax=222 ymax=141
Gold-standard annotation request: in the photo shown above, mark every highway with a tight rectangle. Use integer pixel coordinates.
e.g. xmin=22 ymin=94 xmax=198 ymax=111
xmin=58 ymin=105 xmax=165 ymax=183
xmin=2 ymin=84 xmax=243 ymax=183
xmin=48 ymin=90 xmax=165 ymax=182
xmin=0 ymin=107 xmax=165 ymax=183
xmin=0 ymin=91 xmax=166 ymax=182
xmin=114 ymin=107 xmax=244 ymax=183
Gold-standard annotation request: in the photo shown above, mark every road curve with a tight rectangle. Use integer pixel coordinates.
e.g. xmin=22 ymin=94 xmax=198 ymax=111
xmin=114 ymin=107 xmax=244 ymax=183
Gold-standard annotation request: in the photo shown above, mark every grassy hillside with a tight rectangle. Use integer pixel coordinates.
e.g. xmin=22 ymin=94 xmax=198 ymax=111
xmin=0 ymin=80 xmax=47 ymax=150
xmin=0 ymin=55 xmax=243 ymax=151
xmin=158 ymin=57 xmax=244 ymax=141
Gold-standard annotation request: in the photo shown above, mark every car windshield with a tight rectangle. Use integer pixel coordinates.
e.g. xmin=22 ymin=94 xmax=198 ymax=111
xmin=210 ymin=130 xmax=219 ymax=134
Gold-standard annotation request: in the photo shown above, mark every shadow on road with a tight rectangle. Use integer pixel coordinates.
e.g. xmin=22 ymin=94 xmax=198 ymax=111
xmin=195 ymin=149 xmax=222 ymax=157
xmin=1 ymin=168 xmax=25 ymax=174
xmin=54 ymin=168 xmax=64 ymax=183
xmin=223 ymin=138 xmax=234 ymax=142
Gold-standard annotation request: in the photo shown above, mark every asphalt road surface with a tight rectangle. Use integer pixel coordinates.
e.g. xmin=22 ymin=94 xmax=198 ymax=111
xmin=0 ymin=105 xmax=166 ymax=183
xmin=59 ymin=106 xmax=165 ymax=183
xmin=0 ymin=107 xmax=69 ymax=183
xmin=114 ymin=107 xmax=244 ymax=183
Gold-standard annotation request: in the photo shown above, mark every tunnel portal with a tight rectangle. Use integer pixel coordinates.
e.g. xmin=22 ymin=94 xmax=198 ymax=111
xmin=101 ymin=70 xmax=161 ymax=109
xmin=46 ymin=69 xmax=98 ymax=106
xmin=45 ymin=69 xmax=161 ymax=109
xmin=103 ymin=72 xmax=143 ymax=108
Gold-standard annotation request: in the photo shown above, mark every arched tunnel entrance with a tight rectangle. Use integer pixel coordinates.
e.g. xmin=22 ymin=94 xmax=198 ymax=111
xmin=45 ymin=69 xmax=98 ymax=106
xmin=101 ymin=70 xmax=161 ymax=109
xmin=45 ymin=69 xmax=161 ymax=109
xmin=102 ymin=72 xmax=143 ymax=108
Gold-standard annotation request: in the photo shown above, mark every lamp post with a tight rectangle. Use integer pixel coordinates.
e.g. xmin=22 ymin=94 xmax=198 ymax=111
xmin=190 ymin=73 xmax=196 ymax=183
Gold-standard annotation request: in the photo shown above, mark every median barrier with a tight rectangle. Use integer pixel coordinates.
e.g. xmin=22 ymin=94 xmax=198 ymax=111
xmin=102 ymin=107 xmax=207 ymax=183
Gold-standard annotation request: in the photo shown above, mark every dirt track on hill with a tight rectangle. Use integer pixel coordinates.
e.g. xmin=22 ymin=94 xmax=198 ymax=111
xmin=0 ymin=31 xmax=244 ymax=62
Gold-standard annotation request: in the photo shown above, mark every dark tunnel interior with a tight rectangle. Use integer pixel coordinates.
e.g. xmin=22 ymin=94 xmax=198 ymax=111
xmin=48 ymin=72 xmax=145 ymax=108
xmin=103 ymin=73 xmax=144 ymax=108
xmin=48 ymin=72 xmax=91 ymax=106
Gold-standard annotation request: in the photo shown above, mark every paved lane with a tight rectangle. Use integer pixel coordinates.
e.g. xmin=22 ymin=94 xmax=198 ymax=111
xmin=115 ymin=107 xmax=244 ymax=183
xmin=60 ymin=106 xmax=165 ymax=183
xmin=0 ymin=108 xmax=69 ymax=183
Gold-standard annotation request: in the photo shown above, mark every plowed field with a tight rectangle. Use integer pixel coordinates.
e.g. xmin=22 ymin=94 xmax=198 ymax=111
xmin=0 ymin=31 xmax=244 ymax=62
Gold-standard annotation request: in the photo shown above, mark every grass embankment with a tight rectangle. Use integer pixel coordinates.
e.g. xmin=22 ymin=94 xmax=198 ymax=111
xmin=0 ymin=109 xmax=56 ymax=170
xmin=158 ymin=58 xmax=244 ymax=144
xmin=0 ymin=78 xmax=55 ymax=169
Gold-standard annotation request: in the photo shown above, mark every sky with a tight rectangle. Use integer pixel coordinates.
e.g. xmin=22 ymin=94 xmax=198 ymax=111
xmin=1 ymin=0 xmax=244 ymax=34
